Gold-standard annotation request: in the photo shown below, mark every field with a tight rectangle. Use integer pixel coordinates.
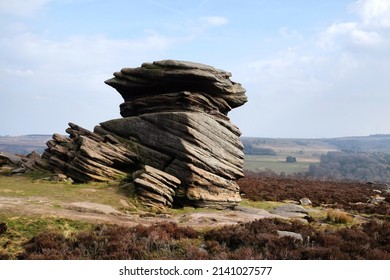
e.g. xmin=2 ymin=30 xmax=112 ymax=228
xmin=1 ymin=172 xmax=390 ymax=260
xmin=244 ymin=155 xmax=317 ymax=174
xmin=242 ymin=137 xmax=338 ymax=174
xmin=242 ymin=135 xmax=390 ymax=175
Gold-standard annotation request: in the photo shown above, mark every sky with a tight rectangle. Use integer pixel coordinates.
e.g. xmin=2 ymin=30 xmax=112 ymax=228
xmin=1 ymin=0 xmax=390 ymax=138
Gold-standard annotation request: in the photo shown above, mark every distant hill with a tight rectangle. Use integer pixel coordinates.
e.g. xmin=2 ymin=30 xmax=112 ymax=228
xmin=324 ymin=134 xmax=390 ymax=153
xmin=0 ymin=135 xmax=51 ymax=154
xmin=242 ymin=134 xmax=390 ymax=155
xmin=2 ymin=134 xmax=390 ymax=156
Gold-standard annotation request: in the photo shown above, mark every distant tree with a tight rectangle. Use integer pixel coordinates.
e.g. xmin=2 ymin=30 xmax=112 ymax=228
xmin=308 ymin=151 xmax=390 ymax=183
xmin=243 ymin=144 xmax=277 ymax=156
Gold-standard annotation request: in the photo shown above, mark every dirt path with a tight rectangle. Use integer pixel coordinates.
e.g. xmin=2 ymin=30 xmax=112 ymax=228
xmin=0 ymin=195 xmax=285 ymax=229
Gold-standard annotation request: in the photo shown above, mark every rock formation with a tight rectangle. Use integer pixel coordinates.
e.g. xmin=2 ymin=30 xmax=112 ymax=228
xmin=0 ymin=150 xmax=48 ymax=175
xmin=42 ymin=60 xmax=247 ymax=209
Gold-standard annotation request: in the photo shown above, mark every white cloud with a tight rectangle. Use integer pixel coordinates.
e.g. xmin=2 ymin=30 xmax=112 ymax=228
xmin=318 ymin=21 xmax=384 ymax=50
xmin=233 ymin=0 xmax=390 ymax=138
xmin=350 ymin=0 xmax=390 ymax=28
xmin=0 ymin=31 xmax=179 ymax=134
xmin=279 ymin=27 xmax=303 ymax=41
xmin=200 ymin=16 xmax=229 ymax=27
xmin=1 ymin=0 xmax=390 ymax=138
xmin=2 ymin=31 xmax=177 ymax=81
xmin=0 ymin=0 xmax=50 ymax=17
xmin=318 ymin=0 xmax=390 ymax=51
xmin=246 ymin=49 xmax=327 ymax=94
xmin=1 ymin=32 xmax=176 ymax=72
xmin=4 ymin=68 xmax=34 ymax=77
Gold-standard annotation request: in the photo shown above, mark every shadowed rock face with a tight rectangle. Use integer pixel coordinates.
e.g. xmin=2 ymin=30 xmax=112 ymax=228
xmin=42 ymin=60 xmax=247 ymax=209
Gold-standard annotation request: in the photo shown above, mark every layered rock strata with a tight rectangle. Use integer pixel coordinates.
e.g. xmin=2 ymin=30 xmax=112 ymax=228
xmin=132 ymin=165 xmax=180 ymax=209
xmin=42 ymin=123 xmax=139 ymax=182
xmin=42 ymin=60 xmax=247 ymax=209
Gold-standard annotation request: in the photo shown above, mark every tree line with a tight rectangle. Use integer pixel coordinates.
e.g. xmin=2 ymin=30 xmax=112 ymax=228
xmin=308 ymin=151 xmax=390 ymax=183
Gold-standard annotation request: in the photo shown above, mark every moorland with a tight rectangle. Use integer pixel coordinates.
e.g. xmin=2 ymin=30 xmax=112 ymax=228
xmin=1 ymin=134 xmax=390 ymax=259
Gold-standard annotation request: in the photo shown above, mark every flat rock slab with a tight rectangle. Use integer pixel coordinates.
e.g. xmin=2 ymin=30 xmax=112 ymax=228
xmin=66 ymin=202 xmax=122 ymax=215
xmin=1 ymin=194 xmax=312 ymax=230
xmin=277 ymin=230 xmax=303 ymax=241
xmin=175 ymin=207 xmax=284 ymax=228
xmin=271 ymin=204 xmax=309 ymax=218
xmin=235 ymin=206 xmax=280 ymax=216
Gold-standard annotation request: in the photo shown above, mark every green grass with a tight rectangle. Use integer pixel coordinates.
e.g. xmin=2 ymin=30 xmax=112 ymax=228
xmin=0 ymin=174 xmax=136 ymax=259
xmin=0 ymin=175 xmax=134 ymax=210
xmin=243 ymin=155 xmax=315 ymax=174
xmin=170 ymin=206 xmax=219 ymax=215
xmin=242 ymin=137 xmax=340 ymax=174
xmin=0 ymin=174 xmax=141 ymax=259
xmin=239 ymin=199 xmax=284 ymax=210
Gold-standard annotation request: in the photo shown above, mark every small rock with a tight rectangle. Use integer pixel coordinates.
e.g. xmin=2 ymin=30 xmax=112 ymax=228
xmin=0 ymin=165 xmax=14 ymax=174
xmin=271 ymin=204 xmax=308 ymax=218
xmin=277 ymin=230 xmax=303 ymax=241
xmin=119 ymin=199 xmax=130 ymax=207
xmin=274 ymin=204 xmax=308 ymax=214
xmin=299 ymin=198 xmax=312 ymax=206
xmin=11 ymin=167 xmax=26 ymax=174
xmin=26 ymin=151 xmax=41 ymax=160
xmin=367 ymin=195 xmax=386 ymax=204
xmin=67 ymin=202 xmax=121 ymax=215
xmin=49 ymin=174 xmax=69 ymax=182
xmin=282 ymin=199 xmax=299 ymax=205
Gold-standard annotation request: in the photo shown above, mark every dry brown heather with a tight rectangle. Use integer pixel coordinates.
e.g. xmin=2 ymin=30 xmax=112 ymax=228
xmin=7 ymin=218 xmax=390 ymax=260
xmin=238 ymin=172 xmax=390 ymax=215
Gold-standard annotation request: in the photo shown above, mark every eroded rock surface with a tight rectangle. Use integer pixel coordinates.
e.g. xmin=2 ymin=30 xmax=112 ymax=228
xmin=132 ymin=165 xmax=180 ymax=209
xmin=0 ymin=151 xmax=48 ymax=175
xmin=41 ymin=60 xmax=247 ymax=209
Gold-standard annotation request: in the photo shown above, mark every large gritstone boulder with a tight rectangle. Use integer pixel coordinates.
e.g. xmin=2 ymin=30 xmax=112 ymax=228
xmin=42 ymin=60 xmax=247 ymax=209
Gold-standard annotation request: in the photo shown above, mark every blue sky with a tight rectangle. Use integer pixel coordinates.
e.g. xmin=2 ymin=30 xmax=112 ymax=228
xmin=1 ymin=0 xmax=390 ymax=138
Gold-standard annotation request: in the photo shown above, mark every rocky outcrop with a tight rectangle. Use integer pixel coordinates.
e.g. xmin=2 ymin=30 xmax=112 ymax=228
xmin=42 ymin=60 xmax=247 ymax=209
xmin=0 ymin=151 xmax=48 ymax=175
xmin=42 ymin=124 xmax=140 ymax=182
xmin=0 ymin=151 xmax=22 ymax=166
